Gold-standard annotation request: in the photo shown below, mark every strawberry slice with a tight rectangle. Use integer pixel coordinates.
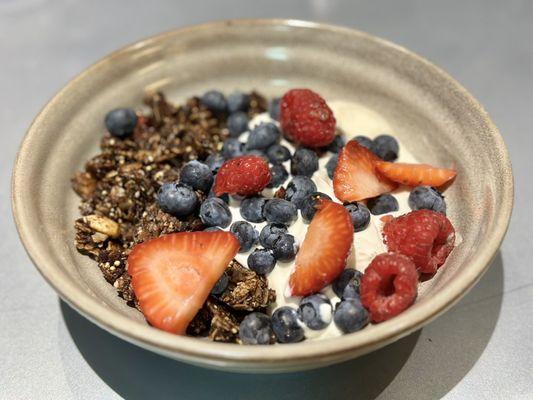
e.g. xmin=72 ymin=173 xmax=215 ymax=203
xmin=128 ymin=231 xmax=239 ymax=334
xmin=375 ymin=161 xmax=456 ymax=187
xmin=333 ymin=140 xmax=398 ymax=202
xmin=289 ymin=200 xmax=353 ymax=296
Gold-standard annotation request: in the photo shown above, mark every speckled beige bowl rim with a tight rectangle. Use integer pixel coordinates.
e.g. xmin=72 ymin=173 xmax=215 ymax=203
xmin=12 ymin=19 xmax=514 ymax=370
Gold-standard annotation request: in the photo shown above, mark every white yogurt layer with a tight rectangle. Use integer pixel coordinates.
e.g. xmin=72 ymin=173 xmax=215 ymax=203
xmin=224 ymin=100 xmax=419 ymax=340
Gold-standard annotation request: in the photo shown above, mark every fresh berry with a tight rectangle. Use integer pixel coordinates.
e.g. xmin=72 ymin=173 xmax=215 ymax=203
xmin=344 ymin=202 xmax=371 ymax=232
xmin=272 ymin=233 xmax=299 ymax=262
xmin=383 ymin=210 xmax=455 ymax=273
xmin=230 ymin=221 xmax=259 ymax=253
xmin=353 ymin=135 xmax=374 ymax=151
xmin=326 ymin=135 xmax=346 ymax=153
xmin=360 ymin=252 xmax=418 ymax=322
xmin=373 ymin=134 xmax=399 ymax=161
xmin=298 ymin=293 xmax=333 ymax=330
xmin=333 ymin=140 xmax=398 ymax=202
xmin=375 ymin=161 xmax=457 ymax=187
xmin=240 ymin=196 xmax=267 ymax=223
xmin=289 ymin=200 xmax=353 ymax=296
xmin=326 ymin=154 xmax=338 ymax=179
xmin=333 ymin=299 xmax=369 ymax=333
xmin=221 ymin=138 xmax=245 ymax=159
xmin=267 ymin=164 xmax=289 ymax=188
xmin=211 ymin=272 xmax=229 ymax=295
xmin=266 ymin=144 xmax=291 ymax=164
xmin=268 ymin=97 xmax=281 ymax=120
xmin=204 ymin=153 xmax=225 ymax=174
xmin=263 ymin=198 xmax=298 ymax=226
xmin=214 ymin=156 xmax=271 ymax=196
xmin=408 ymin=186 xmax=446 ymax=214
xmin=105 ymin=108 xmax=137 ymax=139
xmin=301 ymin=192 xmax=332 ymax=223
xmin=342 ymin=271 xmax=364 ymax=300
xmin=179 ymin=160 xmax=213 ymax=193
xmin=291 ymin=148 xmax=319 ymax=177
xmin=285 ymin=176 xmax=317 ymax=209
xmin=332 ymin=268 xmax=362 ymax=298
xmin=207 ymin=187 xmax=230 ymax=204
xmin=247 ymin=122 xmax=280 ymax=150
xmin=199 ymin=197 xmax=232 ymax=228
xmin=204 ymin=226 xmax=222 ymax=232
xmin=239 ymin=312 xmax=275 ymax=345
xmin=280 ymin=89 xmax=336 ymax=147
xmin=227 ymin=91 xmax=250 ymax=113
xmin=128 ymin=231 xmax=239 ymax=334
xmin=259 ymin=223 xmax=288 ymax=249
xmin=271 ymin=306 xmax=305 ymax=343
xmin=367 ymin=194 xmax=399 ymax=215
xmin=247 ymin=248 xmax=276 ymax=275
xmin=227 ymin=111 xmax=249 ymax=137
xmin=156 ymin=182 xmax=199 ymax=217
xmin=200 ymin=90 xmax=227 ymax=113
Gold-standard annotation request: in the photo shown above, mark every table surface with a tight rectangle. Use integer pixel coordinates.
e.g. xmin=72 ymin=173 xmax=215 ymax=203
xmin=1 ymin=1 xmax=532 ymax=399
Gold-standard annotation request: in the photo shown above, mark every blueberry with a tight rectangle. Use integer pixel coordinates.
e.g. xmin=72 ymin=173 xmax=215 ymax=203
xmin=200 ymin=90 xmax=227 ymax=114
xmin=221 ymin=138 xmax=244 ymax=159
xmin=298 ymin=294 xmax=333 ymax=330
xmin=367 ymin=194 xmax=399 ymax=215
xmin=204 ymin=226 xmax=222 ymax=232
xmin=207 ymin=188 xmax=230 ymax=204
xmin=353 ymin=135 xmax=374 ymax=151
xmin=301 ymin=192 xmax=332 ymax=223
xmin=230 ymin=221 xmax=259 ymax=253
xmin=272 ymin=234 xmax=298 ymax=262
xmin=227 ymin=91 xmax=250 ymax=113
xmin=204 ymin=153 xmax=225 ymax=174
xmin=326 ymin=154 xmax=338 ymax=179
xmin=266 ymin=144 xmax=291 ymax=165
xmin=334 ymin=299 xmax=369 ymax=333
xmin=408 ymin=186 xmax=446 ymax=214
xmin=267 ymin=164 xmax=289 ymax=188
xmin=263 ymin=199 xmax=298 ymax=226
xmin=156 ymin=182 xmax=199 ymax=217
xmin=105 ymin=108 xmax=137 ymax=139
xmin=179 ymin=160 xmax=213 ymax=193
xmin=332 ymin=269 xmax=360 ymax=298
xmin=285 ymin=176 xmax=317 ymax=209
xmin=199 ymin=197 xmax=232 ymax=228
xmin=247 ymin=122 xmax=280 ymax=150
xmin=227 ymin=111 xmax=249 ymax=137
xmin=326 ymin=135 xmax=346 ymax=154
xmin=239 ymin=312 xmax=274 ymax=345
xmin=259 ymin=223 xmax=288 ymax=249
xmin=271 ymin=306 xmax=305 ymax=343
xmin=291 ymin=148 xmax=319 ymax=177
xmin=244 ymin=149 xmax=268 ymax=161
xmin=341 ymin=270 xmax=363 ymax=300
xmin=247 ymin=248 xmax=276 ymax=275
xmin=240 ymin=196 xmax=267 ymax=223
xmin=268 ymin=97 xmax=281 ymax=120
xmin=211 ymin=272 xmax=229 ymax=295
xmin=373 ymin=134 xmax=399 ymax=161
xmin=344 ymin=202 xmax=371 ymax=232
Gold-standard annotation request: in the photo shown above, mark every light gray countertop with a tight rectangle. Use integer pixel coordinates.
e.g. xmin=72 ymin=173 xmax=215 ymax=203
xmin=1 ymin=1 xmax=532 ymax=399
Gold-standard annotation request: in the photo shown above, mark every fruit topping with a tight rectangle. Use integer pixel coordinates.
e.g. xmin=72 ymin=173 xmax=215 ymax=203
xmin=105 ymin=108 xmax=137 ymax=139
xmin=333 ymin=299 xmax=369 ymax=333
xmin=200 ymin=90 xmax=227 ymax=114
xmin=156 ymin=182 xmax=199 ymax=218
xmin=247 ymin=248 xmax=276 ymax=275
xmin=285 ymin=175 xmax=317 ymax=209
xmin=259 ymin=223 xmax=288 ymax=249
xmin=375 ymin=161 xmax=456 ymax=187
xmin=367 ymin=194 xmax=399 ymax=215
xmin=239 ymin=312 xmax=275 ymax=345
xmin=271 ymin=306 xmax=305 ymax=343
xmin=272 ymin=233 xmax=299 ymax=262
xmin=408 ymin=186 xmax=447 ymax=214
xmin=227 ymin=111 xmax=249 ymax=137
xmin=263 ymin=198 xmax=298 ymax=226
xmin=213 ymin=155 xmax=271 ymax=196
xmin=179 ymin=160 xmax=213 ymax=193
xmin=300 ymin=192 xmax=332 ymax=223
xmin=267 ymin=164 xmax=289 ymax=188
xmin=266 ymin=144 xmax=292 ymax=164
xmin=230 ymin=221 xmax=259 ymax=253
xmin=199 ymin=197 xmax=233 ymax=228
xmin=240 ymin=196 xmax=267 ymax=223
xmin=290 ymin=148 xmax=319 ymax=177
xmin=372 ymin=134 xmax=399 ymax=161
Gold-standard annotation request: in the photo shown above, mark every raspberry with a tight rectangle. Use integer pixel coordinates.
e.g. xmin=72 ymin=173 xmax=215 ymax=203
xmin=383 ymin=210 xmax=455 ymax=274
xmin=280 ymin=89 xmax=336 ymax=148
xmin=360 ymin=253 xmax=418 ymax=323
xmin=213 ymin=155 xmax=271 ymax=196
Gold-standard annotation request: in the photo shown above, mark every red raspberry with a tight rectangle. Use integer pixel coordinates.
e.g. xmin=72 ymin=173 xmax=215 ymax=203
xmin=280 ymin=89 xmax=336 ymax=148
xmin=360 ymin=253 xmax=418 ymax=323
xmin=383 ymin=210 xmax=455 ymax=274
xmin=213 ymin=155 xmax=271 ymax=196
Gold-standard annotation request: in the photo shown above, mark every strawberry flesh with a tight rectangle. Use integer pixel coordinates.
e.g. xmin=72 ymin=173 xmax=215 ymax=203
xmin=375 ymin=161 xmax=456 ymax=187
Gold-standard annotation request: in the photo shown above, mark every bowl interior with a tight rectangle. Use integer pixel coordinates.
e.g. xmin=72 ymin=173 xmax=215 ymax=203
xmin=13 ymin=20 xmax=512 ymax=372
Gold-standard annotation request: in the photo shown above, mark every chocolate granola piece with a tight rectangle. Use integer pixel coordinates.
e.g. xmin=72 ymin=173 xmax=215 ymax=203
xmin=206 ymin=298 xmax=240 ymax=343
xmin=74 ymin=217 xmax=117 ymax=259
xmin=187 ymin=303 xmax=212 ymax=337
xmin=273 ymin=186 xmax=287 ymax=199
xmin=71 ymin=172 xmax=97 ymax=200
xmin=113 ymin=272 xmax=140 ymax=310
xmin=248 ymin=91 xmax=268 ymax=117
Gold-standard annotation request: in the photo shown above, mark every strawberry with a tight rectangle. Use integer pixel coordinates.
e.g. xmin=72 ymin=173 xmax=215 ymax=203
xmin=289 ymin=199 xmax=353 ymax=296
xmin=213 ymin=155 xmax=271 ymax=196
xmin=128 ymin=231 xmax=239 ymax=334
xmin=333 ymin=140 xmax=398 ymax=202
xmin=375 ymin=161 xmax=456 ymax=187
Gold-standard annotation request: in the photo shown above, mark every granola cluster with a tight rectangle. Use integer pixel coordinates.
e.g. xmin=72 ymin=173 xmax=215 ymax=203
xmin=72 ymin=92 xmax=273 ymax=342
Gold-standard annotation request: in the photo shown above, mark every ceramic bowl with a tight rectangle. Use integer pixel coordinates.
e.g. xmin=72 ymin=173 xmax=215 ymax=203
xmin=12 ymin=19 xmax=513 ymax=373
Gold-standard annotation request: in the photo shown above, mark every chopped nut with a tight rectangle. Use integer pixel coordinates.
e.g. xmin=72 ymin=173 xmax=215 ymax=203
xmin=84 ymin=215 xmax=121 ymax=238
